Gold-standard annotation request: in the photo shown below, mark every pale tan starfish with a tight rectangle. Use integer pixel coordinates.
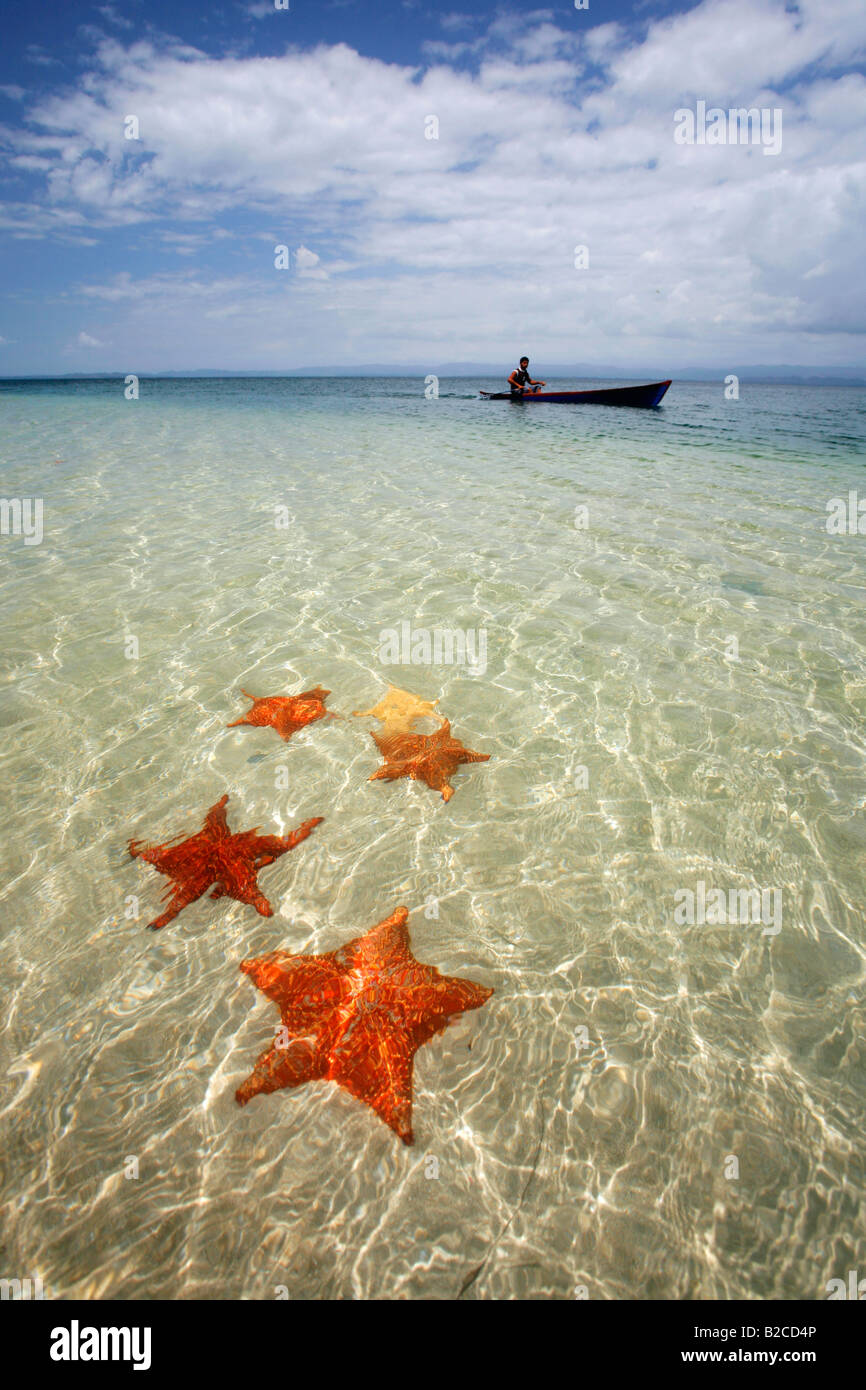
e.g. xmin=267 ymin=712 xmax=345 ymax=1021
xmin=353 ymin=684 xmax=443 ymax=737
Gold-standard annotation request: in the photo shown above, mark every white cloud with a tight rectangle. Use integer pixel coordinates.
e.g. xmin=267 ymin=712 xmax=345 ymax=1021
xmin=158 ymin=227 xmax=233 ymax=255
xmin=77 ymin=331 xmax=105 ymax=347
xmin=96 ymin=3 xmax=134 ymax=27
xmin=2 ymin=0 xmax=865 ymax=366
xmin=422 ymin=39 xmax=483 ymax=62
xmin=292 ymin=244 xmax=327 ymax=278
xmin=24 ymin=45 xmax=61 ymax=67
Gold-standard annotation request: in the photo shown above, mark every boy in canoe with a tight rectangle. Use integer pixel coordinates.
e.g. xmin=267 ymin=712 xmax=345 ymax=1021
xmin=508 ymin=357 xmax=546 ymax=395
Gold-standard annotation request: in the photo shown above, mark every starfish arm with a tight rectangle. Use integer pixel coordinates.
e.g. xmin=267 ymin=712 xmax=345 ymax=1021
xmin=273 ymin=724 xmax=299 ymax=741
xmin=240 ymin=953 xmax=345 ymax=1029
xmin=281 ymin=816 xmax=324 ymax=853
xmin=203 ymin=795 xmax=230 ymax=833
xmin=229 ymin=710 xmax=268 ymax=730
xmin=408 ymin=976 xmax=494 ymax=1032
xmin=368 ymin=764 xmax=406 ymax=783
xmin=332 ymin=906 xmax=412 ymax=973
xmin=455 ymin=748 xmax=490 ymax=764
xmin=240 ymin=950 xmax=293 ymax=1000
xmin=132 ymin=832 xmax=210 ymax=877
xmin=330 ymin=1013 xmax=417 ymax=1145
xmin=236 ymin=1038 xmax=324 ymax=1105
xmin=249 ymin=835 xmax=287 ymax=866
xmin=408 ymin=756 xmax=455 ymax=800
xmin=128 ymin=839 xmax=176 ymax=869
xmin=391 ymin=975 xmax=493 ymax=1059
xmin=372 ymin=731 xmax=425 ymax=758
xmin=228 ymin=691 xmax=257 ymax=719
xmin=249 ymin=817 xmax=323 ymax=867
xmin=268 ymin=691 xmax=329 ymax=739
xmin=343 ymin=916 xmax=491 ymax=1031
xmin=148 ymin=871 xmax=214 ymax=929
xmin=129 ymin=828 xmax=216 ymax=928
xmin=356 ymin=695 xmax=397 ymax=723
xmin=227 ymin=693 xmax=268 ymax=728
xmin=217 ymin=864 xmax=274 ymax=916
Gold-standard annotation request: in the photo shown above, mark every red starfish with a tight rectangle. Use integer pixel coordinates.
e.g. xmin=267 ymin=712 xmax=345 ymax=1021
xmin=227 ymin=686 xmax=332 ymax=741
xmin=369 ymin=719 xmax=490 ymax=802
xmin=236 ymin=905 xmax=493 ymax=1144
xmin=129 ymin=794 xmax=323 ymax=930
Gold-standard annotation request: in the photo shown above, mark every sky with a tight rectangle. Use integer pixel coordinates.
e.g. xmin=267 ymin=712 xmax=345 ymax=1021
xmin=0 ymin=0 xmax=864 ymax=374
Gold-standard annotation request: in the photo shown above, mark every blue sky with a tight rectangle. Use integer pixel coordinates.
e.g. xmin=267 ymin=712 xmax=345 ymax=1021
xmin=0 ymin=0 xmax=864 ymax=372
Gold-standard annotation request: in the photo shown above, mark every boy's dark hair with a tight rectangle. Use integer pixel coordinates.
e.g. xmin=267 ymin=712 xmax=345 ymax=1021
xmin=520 ymin=356 xmax=529 ymax=364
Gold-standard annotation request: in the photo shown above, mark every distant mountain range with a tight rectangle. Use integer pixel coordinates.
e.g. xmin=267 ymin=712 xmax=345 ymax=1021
xmin=3 ymin=364 xmax=865 ymax=385
xmin=289 ymin=363 xmax=866 ymax=385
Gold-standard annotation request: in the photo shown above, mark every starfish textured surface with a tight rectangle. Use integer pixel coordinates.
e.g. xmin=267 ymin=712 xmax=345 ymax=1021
xmin=129 ymin=794 xmax=323 ymax=929
xmin=227 ymin=686 xmax=332 ymax=741
xmin=236 ymin=905 xmax=493 ymax=1144
xmin=353 ymin=684 xmax=442 ymax=735
xmin=369 ymin=719 xmax=489 ymax=801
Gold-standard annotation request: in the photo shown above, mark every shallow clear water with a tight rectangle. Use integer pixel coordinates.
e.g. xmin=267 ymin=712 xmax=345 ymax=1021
xmin=1 ymin=375 xmax=865 ymax=1299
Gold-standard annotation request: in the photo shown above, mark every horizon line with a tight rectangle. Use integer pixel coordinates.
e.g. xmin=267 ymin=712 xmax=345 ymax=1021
xmin=2 ymin=365 xmax=866 ymax=382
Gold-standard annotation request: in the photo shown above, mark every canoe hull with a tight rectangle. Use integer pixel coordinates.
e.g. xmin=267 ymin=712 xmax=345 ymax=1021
xmin=479 ymin=380 xmax=672 ymax=408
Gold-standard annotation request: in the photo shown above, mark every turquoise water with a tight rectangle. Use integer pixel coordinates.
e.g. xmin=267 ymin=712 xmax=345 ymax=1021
xmin=1 ymin=375 xmax=865 ymax=1299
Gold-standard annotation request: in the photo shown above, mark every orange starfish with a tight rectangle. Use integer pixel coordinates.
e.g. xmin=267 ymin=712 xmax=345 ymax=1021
xmin=227 ymin=686 xmax=332 ymax=741
xmin=129 ymin=794 xmax=322 ymax=930
xmin=236 ymin=906 xmax=493 ymax=1144
xmin=369 ymin=719 xmax=489 ymax=802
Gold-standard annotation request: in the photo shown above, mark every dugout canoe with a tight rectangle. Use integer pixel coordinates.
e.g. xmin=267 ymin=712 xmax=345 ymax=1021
xmin=479 ymin=380 xmax=672 ymax=408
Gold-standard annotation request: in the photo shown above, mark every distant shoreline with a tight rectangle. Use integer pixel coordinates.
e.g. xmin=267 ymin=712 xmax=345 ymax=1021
xmin=2 ymin=371 xmax=865 ymax=387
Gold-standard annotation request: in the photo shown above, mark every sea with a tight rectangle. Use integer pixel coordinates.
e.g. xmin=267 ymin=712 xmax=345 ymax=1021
xmin=1 ymin=375 xmax=864 ymax=1300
